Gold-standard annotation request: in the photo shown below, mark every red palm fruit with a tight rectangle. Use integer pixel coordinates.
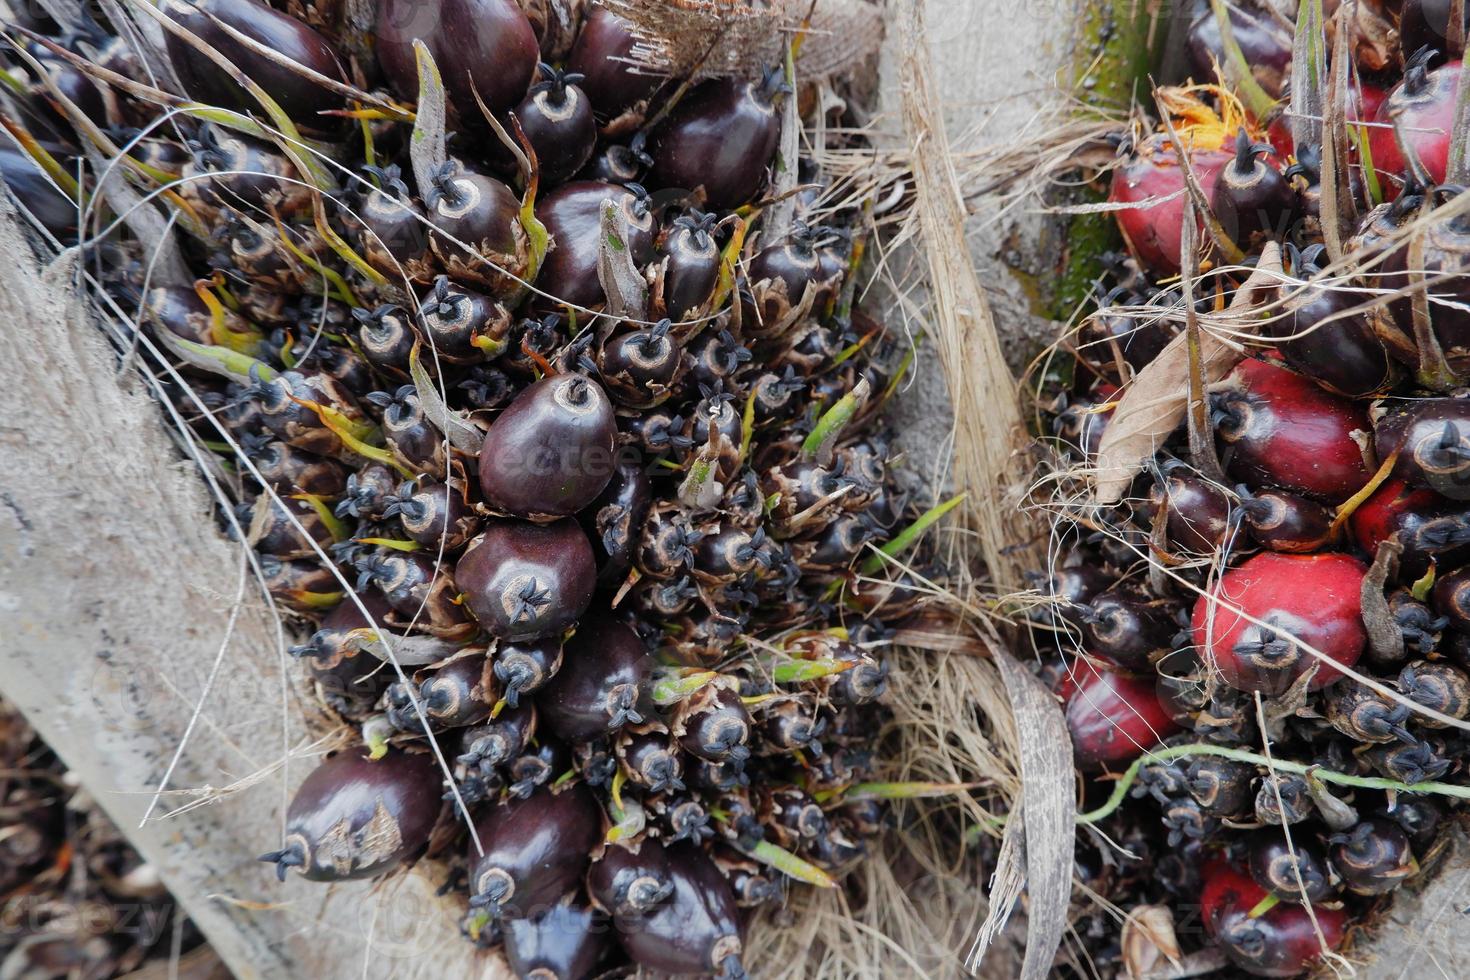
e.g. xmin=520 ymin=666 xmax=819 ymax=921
xmin=536 ymin=612 xmax=651 ymax=742
xmin=259 ymin=749 xmax=440 ymax=881
xmin=161 ymin=0 xmax=348 ymax=138
xmin=613 ymin=842 xmax=745 ymax=979
xmin=1211 ymin=129 xmax=1294 ymax=246
xmin=1217 ymin=895 xmax=1347 ymax=977
xmin=1368 ymin=52 xmax=1462 ymax=193
xmin=566 ymin=6 xmax=662 ymax=126
xmin=1212 ymin=358 xmax=1372 ymax=504
xmin=1186 ymin=4 xmax=1292 ymax=99
xmin=648 ymin=72 xmax=785 ymax=210
xmin=1375 ymin=398 xmax=1470 ymax=500
xmin=1150 ymin=466 xmax=1232 ymax=553
xmin=377 ymin=0 xmax=538 ymax=119
xmin=1055 ymin=659 xmax=1181 ymax=770
xmin=467 ymin=783 xmax=601 ymax=918
xmin=533 ymin=181 xmax=657 ymax=314
xmin=1350 ymin=479 xmax=1470 ymax=579
xmin=1400 ymin=0 xmax=1469 ymax=61
xmin=503 ymin=899 xmax=607 ymax=979
xmin=1109 ymin=133 xmax=1233 ymax=276
xmin=1191 ymin=552 xmax=1367 ymax=694
xmin=455 ymin=519 xmax=596 ymax=641
xmin=514 ymin=63 xmax=597 ymax=186
xmin=478 ymin=374 xmax=616 ymax=520
xmin=1238 ymin=488 xmax=1333 ymax=553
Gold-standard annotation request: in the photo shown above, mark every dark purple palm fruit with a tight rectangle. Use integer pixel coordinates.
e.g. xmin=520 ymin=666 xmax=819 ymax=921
xmin=614 ymin=841 xmax=745 ymax=979
xmin=1247 ymin=832 xmax=1334 ymax=903
xmin=1237 ymin=487 xmax=1334 ymax=553
xmin=1148 ymin=464 xmax=1232 ymax=554
xmin=457 ymin=363 xmax=517 ymax=410
xmin=421 ymin=161 xmax=525 ymax=292
xmin=363 ymin=386 xmax=446 ymax=476
xmin=597 ymin=319 xmax=685 ymax=408
xmin=376 ymin=0 xmax=538 ymax=119
xmin=1323 ymin=681 xmax=1416 ymax=744
xmin=635 ymin=500 xmax=702 ymax=578
xmin=1264 ymin=245 xmax=1399 ymax=398
xmin=1381 ymin=191 xmax=1470 ymax=373
xmin=648 ymin=70 xmax=785 ymax=210
xmin=245 ymin=367 xmax=366 ymax=459
xmin=515 ymin=63 xmax=597 ymax=186
xmin=682 ymin=328 xmax=753 ymax=395
xmin=1383 ymin=590 xmax=1448 ymax=664
xmin=1079 ymin=589 xmax=1180 ymax=673
xmin=533 ymin=180 xmax=657 ymax=315
xmin=418 ymin=276 xmax=513 ymax=363
xmin=384 ymin=479 xmax=479 ymax=550
xmin=1255 ymin=773 xmax=1314 ymax=825
xmin=494 ymin=636 xmax=565 ymax=708
xmin=478 ymin=373 xmax=616 ymax=520
xmin=1366 ymin=735 xmax=1454 ymax=783
xmin=455 ymin=519 xmax=596 ymax=641
xmin=1184 ymin=756 xmax=1256 ymax=818
xmin=1398 ymin=659 xmax=1470 ymax=724
xmin=291 ymin=592 xmax=396 ymax=715
xmin=161 ymin=0 xmax=348 ymax=138
xmin=1375 ymin=398 xmax=1470 ymax=500
xmin=582 ymin=459 xmax=652 ymax=586
xmin=1382 ymin=794 xmax=1446 ymax=851
xmin=1435 ymin=564 xmax=1470 ymax=632
xmin=457 ymin=700 xmax=537 ymax=774
xmin=505 ymin=737 xmax=571 ymax=798
xmin=584 ymin=134 xmax=653 ymax=183
xmin=759 ymin=699 xmax=827 ymax=758
xmin=467 ymin=782 xmax=601 ymax=918
xmin=335 ymin=464 xmax=399 ymax=522
xmin=503 ymin=898 xmax=608 ymax=979
xmin=259 ymin=749 xmax=440 ymax=881
xmin=712 ymin=845 xmax=782 ymax=907
xmin=747 ymin=366 xmax=807 ymax=424
xmin=1186 ymin=1 xmax=1293 ymax=98
xmin=673 ymin=678 xmax=752 ymax=768
xmin=0 ymin=144 xmax=78 ymax=243
xmin=566 ymin=6 xmax=663 ymax=128
xmin=589 ymin=839 xmax=676 ymax=917
xmin=179 ymin=124 xmax=309 ymax=217
xmin=500 ymin=313 xmax=566 ymax=378
xmin=656 ymin=210 xmax=721 ymax=323
xmin=352 ymin=550 xmax=472 ymax=635
xmin=1400 ymin=0 xmax=1469 ymax=60
xmin=744 ymin=222 xmax=842 ymax=335
xmin=1210 ymin=129 xmax=1293 ymax=246
xmin=536 ymin=612 xmax=651 ymax=742
xmin=355 ymin=165 xmax=434 ymax=284
xmin=239 ymin=495 xmax=334 ymax=560
xmin=386 ymin=653 xmax=494 ymax=731
xmin=616 ymin=721 xmax=685 ymax=794
xmin=1330 ymin=818 xmax=1419 ymax=895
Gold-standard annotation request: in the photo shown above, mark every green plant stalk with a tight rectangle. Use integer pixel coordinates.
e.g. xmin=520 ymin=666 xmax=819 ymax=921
xmin=858 ymin=491 xmax=967 ymax=575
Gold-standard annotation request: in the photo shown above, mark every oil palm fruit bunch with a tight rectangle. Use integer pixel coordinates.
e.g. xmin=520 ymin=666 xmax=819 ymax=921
xmin=1039 ymin=5 xmax=1470 ymax=973
xmin=3 ymin=2 xmax=940 ymax=976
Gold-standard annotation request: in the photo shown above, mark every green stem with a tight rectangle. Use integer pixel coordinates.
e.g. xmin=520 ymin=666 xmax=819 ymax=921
xmin=858 ymin=491 xmax=967 ymax=575
xmin=1078 ymin=743 xmax=1470 ymax=826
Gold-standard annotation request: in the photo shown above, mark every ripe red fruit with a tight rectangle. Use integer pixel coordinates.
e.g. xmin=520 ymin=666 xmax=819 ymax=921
xmin=1212 ymin=358 xmax=1372 ymax=504
xmin=1367 ymin=53 xmax=1462 ymax=195
xmin=1191 ymin=552 xmax=1367 ymax=694
xmin=1055 ymin=659 xmax=1181 ymax=770
xmin=1110 ymin=133 xmax=1233 ymax=276
xmin=1200 ymin=862 xmax=1348 ymax=978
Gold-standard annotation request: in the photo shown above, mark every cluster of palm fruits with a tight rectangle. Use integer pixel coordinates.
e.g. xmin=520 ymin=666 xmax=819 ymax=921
xmin=1045 ymin=1 xmax=1470 ymax=976
xmin=2 ymin=2 xmax=924 ymax=977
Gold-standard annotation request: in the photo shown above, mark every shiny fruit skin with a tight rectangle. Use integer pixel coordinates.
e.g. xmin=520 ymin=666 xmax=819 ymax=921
xmin=1367 ymin=59 xmax=1462 ymax=193
xmin=1400 ymin=0 xmax=1469 ymax=60
xmin=536 ymin=612 xmax=650 ymax=742
xmin=455 ymin=520 xmax=596 ymax=641
xmin=648 ymin=77 xmax=781 ymax=210
xmin=269 ymin=749 xmax=440 ymax=881
xmin=478 ymin=374 xmax=616 ymax=520
xmin=1191 ymin=552 xmax=1366 ymax=694
xmin=162 ymin=0 xmax=347 ymax=137
xmin=503 ymin=899 xmax=607 ymax=978
xmin=566 ymin=7 xmax=661 ymax=121
xmin=1213 ymin=358 xmax=1372 ymax=504
xmin=1055 ymin=659 xmax=1181 ymax=770
xmin=534 ymin=181 xmax=657 ymax=313
xmin=377 ymin=0 xmax=538 ymax=119
xmin=1109 ymin=135 xmax=1232 ymax=276
xmin=1267 ymin=280 xmax=1397 ymax=398
xmin=1375 ymin=399 xmax=1470 ymax=501
xmin=612 ymin=841 xmax=744 ymax=977
xmin=1201 ymin=863 xmax=1347 ymax=977
xmin=468 ymin=784 xmax=601 ymax=918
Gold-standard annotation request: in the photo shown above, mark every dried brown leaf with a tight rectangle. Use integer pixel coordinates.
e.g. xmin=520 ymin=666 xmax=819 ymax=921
xmin=1121 ymin=904 xmax=1181 ymax=980
xmin=1094 ymin=243 xmax=1284 ymax=504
